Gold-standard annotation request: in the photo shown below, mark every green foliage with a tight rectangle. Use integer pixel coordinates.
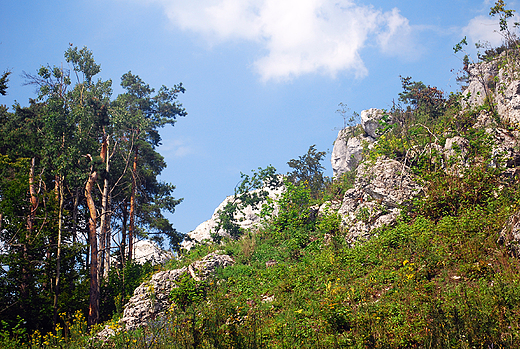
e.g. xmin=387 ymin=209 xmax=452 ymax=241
xmin=101 ymin=261 xmax=154 ymax=320
xmin=490 ymin=0 xmax=517 ymax=34
xmin=0 ymin=70 xmax=10 ymax=96
xmin=215 ymin=165 xmax=281 ymax=240
xmin=399 ymin=76 xmax=446 ymax=120
xmin=7 ymin=3 xmax=520 ymax=347
xmin=170 ymin=273 xmax=207 ymax=311
xmin=287 ymin=145 xmax=328 ymax=198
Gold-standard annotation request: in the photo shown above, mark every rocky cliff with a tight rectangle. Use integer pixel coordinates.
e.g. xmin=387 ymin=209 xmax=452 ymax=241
xmin=181 ymin=186 xmax=284 ymax=250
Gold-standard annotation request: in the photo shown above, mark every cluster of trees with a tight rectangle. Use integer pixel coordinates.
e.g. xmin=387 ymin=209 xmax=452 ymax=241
xmin=0 ymin=47 xmax=185 ymax=332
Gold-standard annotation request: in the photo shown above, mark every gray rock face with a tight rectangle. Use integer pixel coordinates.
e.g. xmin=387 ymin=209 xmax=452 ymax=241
xmin=499 ymin=211 xmax=520 ymax=257
xmin=444 ymin=136 xmax=471 ymax=176
xmin=486 ymin=127 xmax=520 ymax=169
xmin=463 ymin=56 xmax=520 ymax=125
xmin=182 ymin=186 xmax=284 ymax=250
xmin=97 ymin=251 xmax=234 ymax=339
xmin=336 ymin=157 xmax=422 ymax=243
xmin=132 ymin=240 xmax=174 ymax=265
xmin=463 ymin=60 xmax=498 ymax=109
xmin=110 ymin=240 xmax=174 ymax=267
xmin=331 ymin=128 xmax=374 ymax=177
xmin=361 ymin=108 xmax=386 ymax=139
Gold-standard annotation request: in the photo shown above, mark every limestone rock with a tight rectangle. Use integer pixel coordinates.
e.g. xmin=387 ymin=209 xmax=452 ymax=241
xmin=97 ymin=251 xmax=235 ymax=339
xmin=110 ymin=240 xmax=174 ymax=267
xmin=444 ymin=136 xmax=470 ymax=176
xmin=486 ymin=127 xmax=520 ymax=169
xmin=182 ymin=186 xmax=284 ymax=250
xmin=498 ymin=211 xmax=520 ymax=257
xmin=132 ymin=240 xmax=174 ymax=265
xmin=187 ymin=252 xmax=235 ymax=281
xmin=121 ymin=267 xmax=188 ymax=332
xmin=463 ymin=60 xmax=498 ymax=109
xmin=337 ymin=157 xmax=422 ymax=243
xmin=331 ymin=128 xmax=374 ymax=177
xmin=361 ymin=108 xmax=386 ymax=139
xmin=463 ymin=56 xmax=520 ymax=125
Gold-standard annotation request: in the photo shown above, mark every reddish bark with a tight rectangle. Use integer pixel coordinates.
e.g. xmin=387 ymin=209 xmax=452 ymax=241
xmin=128 ymin=147 xmax=138 ymax=262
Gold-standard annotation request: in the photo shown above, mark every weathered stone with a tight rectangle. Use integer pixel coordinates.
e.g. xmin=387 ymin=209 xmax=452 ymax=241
xmin=486 ymin=127 xmax=520 ymax=168
xmin=187 ymin=252 xmax=234 ymax=281
xmin=444 ymin=136 xmax=470 ymax=176
xmin=97 ymin=251 xmax=235 ymax=339
xmin=337 ymin=157 xmax=422 ymax=243
xmin=498 ymin=211 xmax=520 ymax=257
xmin=133 ymin=240 xmax=174 ymax=265
xmin=361 ymin=108 xmax=386 ymax=139
xmin=463 ymin=55 xmax=520 ymax=125
xmin=182 ymin=186 xmax=284 ymax=250
xmin=463 ymin=60 xmax=498 ymax=109
xmin=110 ymin=240 xmax=174 ymax=266
xmin=331 ymin=128 xmax=374 ymax=177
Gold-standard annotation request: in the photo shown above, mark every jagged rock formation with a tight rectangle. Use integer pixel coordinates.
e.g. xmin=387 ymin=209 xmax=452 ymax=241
xmin=499 ymin=211 xmax=520 ymax=257
xmin=331 ymin=108 xmax=386 ymax=177
xmin=97 ymin=251 xmax=234 ymax=339
xmin=463 ymin=54 xmax=520 ymax=125
xmin=182 ymin=186 xmax=284 ymax=250
xmin=361 ymin=108 xmax=386 ymax=139
xmin=109 ymin=240 xmax=174 ymax=267
xmin=331 ymin=128 xmax=374 ymax=177
xmin=462 ymin=55 xmax=520 ymax=258
xmin=332 ymin=157 xmax=422 ymax=243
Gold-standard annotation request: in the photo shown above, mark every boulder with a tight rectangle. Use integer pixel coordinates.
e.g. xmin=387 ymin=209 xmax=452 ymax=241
xmin=97 ymin=251 xmax=234 ymax=339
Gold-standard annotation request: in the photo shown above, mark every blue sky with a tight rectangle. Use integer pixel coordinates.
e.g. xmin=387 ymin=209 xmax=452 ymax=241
xmin=1 ymin=0 xmax=514 ymax=236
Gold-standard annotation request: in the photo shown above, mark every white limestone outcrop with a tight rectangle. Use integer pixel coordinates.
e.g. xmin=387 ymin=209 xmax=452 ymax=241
xmin=182 ymin=186 xmax=284 ymax=250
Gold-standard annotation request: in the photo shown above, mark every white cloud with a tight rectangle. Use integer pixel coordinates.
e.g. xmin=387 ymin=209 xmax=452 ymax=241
xmin=161 ymin=139 xmax=194 ymax=158
xmin=140 ymin=0 xmax=417 ymax=81
xmin=463 ymin=15 xmax=505 ymax=47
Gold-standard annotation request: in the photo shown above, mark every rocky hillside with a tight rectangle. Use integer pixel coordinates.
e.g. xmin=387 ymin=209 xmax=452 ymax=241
xmin=93 ymin=48 xmax=520 ymax=348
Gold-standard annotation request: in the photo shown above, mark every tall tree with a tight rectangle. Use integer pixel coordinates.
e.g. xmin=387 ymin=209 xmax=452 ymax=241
xmin=287 ymin=145 xmax=327 ymax=198
xmin=113 ymin=71 xmax=186 ymax=260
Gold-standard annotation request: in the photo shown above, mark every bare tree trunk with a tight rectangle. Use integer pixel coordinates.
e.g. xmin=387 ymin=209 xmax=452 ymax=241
xmin=85 ymin=163 xmax=99 ymax=328
xmin=128 ymin=147 xmax=138 ymax=262
xmin=121 ymin=201 xmax=128 ymax=266
xmin=72 ymin=188 xmax=79 ymax=244
xmin=53 ymin=177 xmax=64 ymax=326
xmin=99 ymin=135 xmax=110 ymax=281
xmin=27 ymin=157 xmax=38 ymax=232
xmin=22 ymin=157 xmax=38 ymax=311
xmin=103 ymin=191 xmax=112 ymax=280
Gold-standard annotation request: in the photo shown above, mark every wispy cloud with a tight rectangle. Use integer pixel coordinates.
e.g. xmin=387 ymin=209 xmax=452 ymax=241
xmin=137 ymin=0 xmax=418 ymax=81
xmin=161 ymin=139 xmax=194 ymax=158
xmin=462 ymin=15 xmax=505 ymax=48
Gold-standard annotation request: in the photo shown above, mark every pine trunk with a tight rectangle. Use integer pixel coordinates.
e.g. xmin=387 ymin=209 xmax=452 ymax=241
xmin=85 ymin=166 xmax=99 ymax=327
xmin=128 ymin=147 xmax=138 ymax=262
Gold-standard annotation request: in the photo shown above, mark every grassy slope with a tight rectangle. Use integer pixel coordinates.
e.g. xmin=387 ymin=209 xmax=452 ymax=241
xmin=7 ymin=50 xmax=520 ymax=349
xmin=91 ymin=85 xmax=520 ymax=347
